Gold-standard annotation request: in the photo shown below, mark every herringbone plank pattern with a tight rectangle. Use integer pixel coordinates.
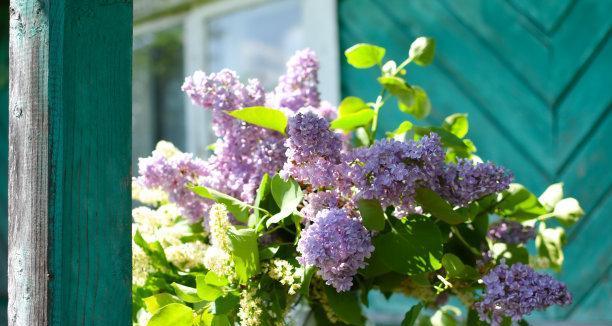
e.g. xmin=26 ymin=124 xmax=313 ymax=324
xmin=339 ymin=0 xmax=612 ymax=321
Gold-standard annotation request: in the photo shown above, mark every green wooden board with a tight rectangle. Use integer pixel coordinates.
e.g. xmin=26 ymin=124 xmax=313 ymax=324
xmin=339 ymin=0 xmax=611 ymax=321
xmin=47 ymin=1 xmax=133 ymax=324
xmin=7 ymin=0 xmax=132 ymax=324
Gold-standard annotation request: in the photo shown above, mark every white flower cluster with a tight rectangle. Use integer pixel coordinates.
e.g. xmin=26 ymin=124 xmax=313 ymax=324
xmin=132 ymin=179 xmax=168 ymax=205
xmin=238 ymin=285 xmax=263 ymax=326
xmin=132 ymin=204 xmax=187 ymax=247
xmin=132 ymin=243 xmax=152 ymax=287
xmin=165 ymin=241 xmax=207 ymax=270
xmin=203 ymin=204 xmax=235 ymax=279
xmin=264 ymin=259 xmax=302 ymax=295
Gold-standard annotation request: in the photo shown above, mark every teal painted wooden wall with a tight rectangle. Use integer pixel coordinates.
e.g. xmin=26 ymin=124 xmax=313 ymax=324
xmin=339 ymin=0 xmax=611 ymax=323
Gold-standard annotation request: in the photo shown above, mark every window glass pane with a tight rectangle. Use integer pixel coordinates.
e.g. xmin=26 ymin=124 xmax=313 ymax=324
xmin=206 ymin=0 xmax=303 ymax=88
xmin=133 ymin=25 xmax=185 ymax=172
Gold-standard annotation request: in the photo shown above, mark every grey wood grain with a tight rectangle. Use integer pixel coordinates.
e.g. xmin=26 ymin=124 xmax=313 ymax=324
xmin=8 ymin=0 xmax=50 ymax=324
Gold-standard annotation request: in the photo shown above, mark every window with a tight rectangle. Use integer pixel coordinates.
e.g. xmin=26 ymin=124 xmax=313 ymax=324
xmin=133 ymin=25 xmax=185 ymax=173
xmin=133 ymin=0 xmax=339 ymax=161
xmin=206 ymin=0 xmax=303 ymax=88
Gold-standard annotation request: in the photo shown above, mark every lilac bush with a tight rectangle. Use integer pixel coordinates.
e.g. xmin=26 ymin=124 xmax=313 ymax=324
xmin=131 ymin=38 xmax=584 ymax=326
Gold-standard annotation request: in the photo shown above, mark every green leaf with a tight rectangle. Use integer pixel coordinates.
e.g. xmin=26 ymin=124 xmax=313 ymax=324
xmin=430 ymin=306 xmax=460 ymax=326
xmin=387 ymin=121 xmax=414 ymax=141
xmin=133 ymin=230 xmax=174 ymax=273
xmin=467 ymin=309 xmax=489 ymax=326
xmin=190 ymin=185 xmax=250 ymax=223
xmin=358 ymin=199 xmax=386 ymax=231
xmin=143 ymin=293 xmax=181 ymax=314
xmin=415 ymin=188 xmax=467 ymax=225
xmin=378 ymin=76 xmax=414 ymax=107
xmin=205 ymin=272 xmax=229 ymax=287
xmin=147 ymin=303 xmax=193 ymax=326
xmin=491 ymin=243 xmax=529 ymax=265
xmin=345 ymin=43 xmax=386 ymax=68
xmin=441 ymin=254 xmax=465 ymax=279
xmin=267 ymin=175 xmax=303 ymax=226
xmin=355 ymin=127 xmax=371 ymax=147
xmin=536 ymin=224 xmax=565 ymax=270
xmin=171 ymin=283 xmax=203 ymax=303
xmin=211 ymin=315 xmax=231 ymax=326
xmin=228 ymin=228 xmax=260 ymax=284
xmin=401 ymin=303 xmax=423 ymax=326
xmin=324 ymin=286 xmax=366 ymax=325
xmin=300 ymin=265 xmax=316 ymax=298
xmin=195 ymin=275 xmax=223 ymax=301
xmin=339 ymin=96 xmax=369 ymax=117
xmin=409 ymin=37 xmax=436 ymax=66
xmin=359 ymin=248 xmax=391 ymax=278
xmin=398 ymin=86 xmax=431 ymax=120
xmin=497 ymin=184 xmax=548 ymax=221
xmin=227 ymin=106 xmax=288 ymax=134
xmin=538 ymin=182 xmax=564 ymax=210
xmin=250 ymin=173 xmax=272 ymax=227
xmin=330 ymin=109 xmax=375 ymax=131
xmin=211 ymin=293 xmax=240 ymax=315
xmin=413 ymin=126 xmax=468 ymax=151
xmin=373 ymin=216 xmax=443 ymax=275
xmin=259 ymin=246 xmax=279 ymax=260
xmin=443 ymin=113 xmax=469 ymax=138
xmin=553 ymin=198 xmax=584 ymax=226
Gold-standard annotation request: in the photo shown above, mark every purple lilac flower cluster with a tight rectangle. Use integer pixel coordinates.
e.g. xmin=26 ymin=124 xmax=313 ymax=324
xmin=179 ymin=50 xmax=333 ymax=207
xmin=435 ymin=159 xmax=513 ymax=207
xmin=300 ymin=191 xmax=341 ymax=222
xmin=297 ymin=209 xmax=374 ymax=291
xmin=272 ymin=49 xmax=320 ymax=111
xmin=346 ymin=134 xmax=445 ymax=214
xmin=137 ymin=152 xmax=209 ymax=222
xmin=281 ymin=112 xmax=346 ymax=189
xmin=474 ymin=262 xmax=572 ymax=325
xmin=487 ymin=220 xmax=536 ymax=245
xmin=139 ymin=50 xmax=328 ymax=225
xmin=182 ymin=69 xmax=265 ymax=138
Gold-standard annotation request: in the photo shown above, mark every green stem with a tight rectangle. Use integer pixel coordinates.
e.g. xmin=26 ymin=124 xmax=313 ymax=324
xmin=245 ymin=204 xmax=271 ymax=216
xmin=263 ymin=224 xmax=283 ymax=235
xmin=536 ymin=212 xmax=556 ymax=221
xmin=368 ymin=57 xmax=414 ymax=144
xmin=451 ymin=226 xmax=481 ymax=256
xmin=369 ymin=93 xmax=385 ymax=143
xmin=395 ymin=56 xmax=413 ymax=74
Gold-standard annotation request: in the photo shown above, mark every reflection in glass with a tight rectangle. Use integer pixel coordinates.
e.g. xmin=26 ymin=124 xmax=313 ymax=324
xmin=206 ymin=0 xmax=303 ymax=88
xmin=133 ymin=26 xmax=185 ymax=173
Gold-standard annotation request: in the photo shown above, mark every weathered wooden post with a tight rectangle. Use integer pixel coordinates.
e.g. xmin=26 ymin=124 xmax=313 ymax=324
xmin=8 ymin=1 xmax=132 ymax=324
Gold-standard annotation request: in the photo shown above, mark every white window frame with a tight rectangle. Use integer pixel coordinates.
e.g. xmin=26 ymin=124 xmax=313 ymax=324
xmin=134 ymin=0 xmax=340 ymax=155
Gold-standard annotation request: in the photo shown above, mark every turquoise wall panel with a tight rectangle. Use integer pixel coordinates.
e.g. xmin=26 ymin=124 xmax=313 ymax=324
xmin=339 ymin=0 xmax=611 ymax=322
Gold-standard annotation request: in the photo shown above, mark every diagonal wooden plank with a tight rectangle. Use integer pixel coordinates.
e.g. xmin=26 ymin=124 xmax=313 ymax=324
xmin=507 ymin=0 xmax=576 ymax=34
xmin=558 ymin=111 xmax=612 ymax=214
xmin=553 ymin=194 xmax=612 ymax=319
xmin=565 ymin=265 xmax=612 ymax=322
xmin=442 ymin=0 xmax=550 ymax=101
xmin=550 ymin=0 xmax=612 ymax=100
